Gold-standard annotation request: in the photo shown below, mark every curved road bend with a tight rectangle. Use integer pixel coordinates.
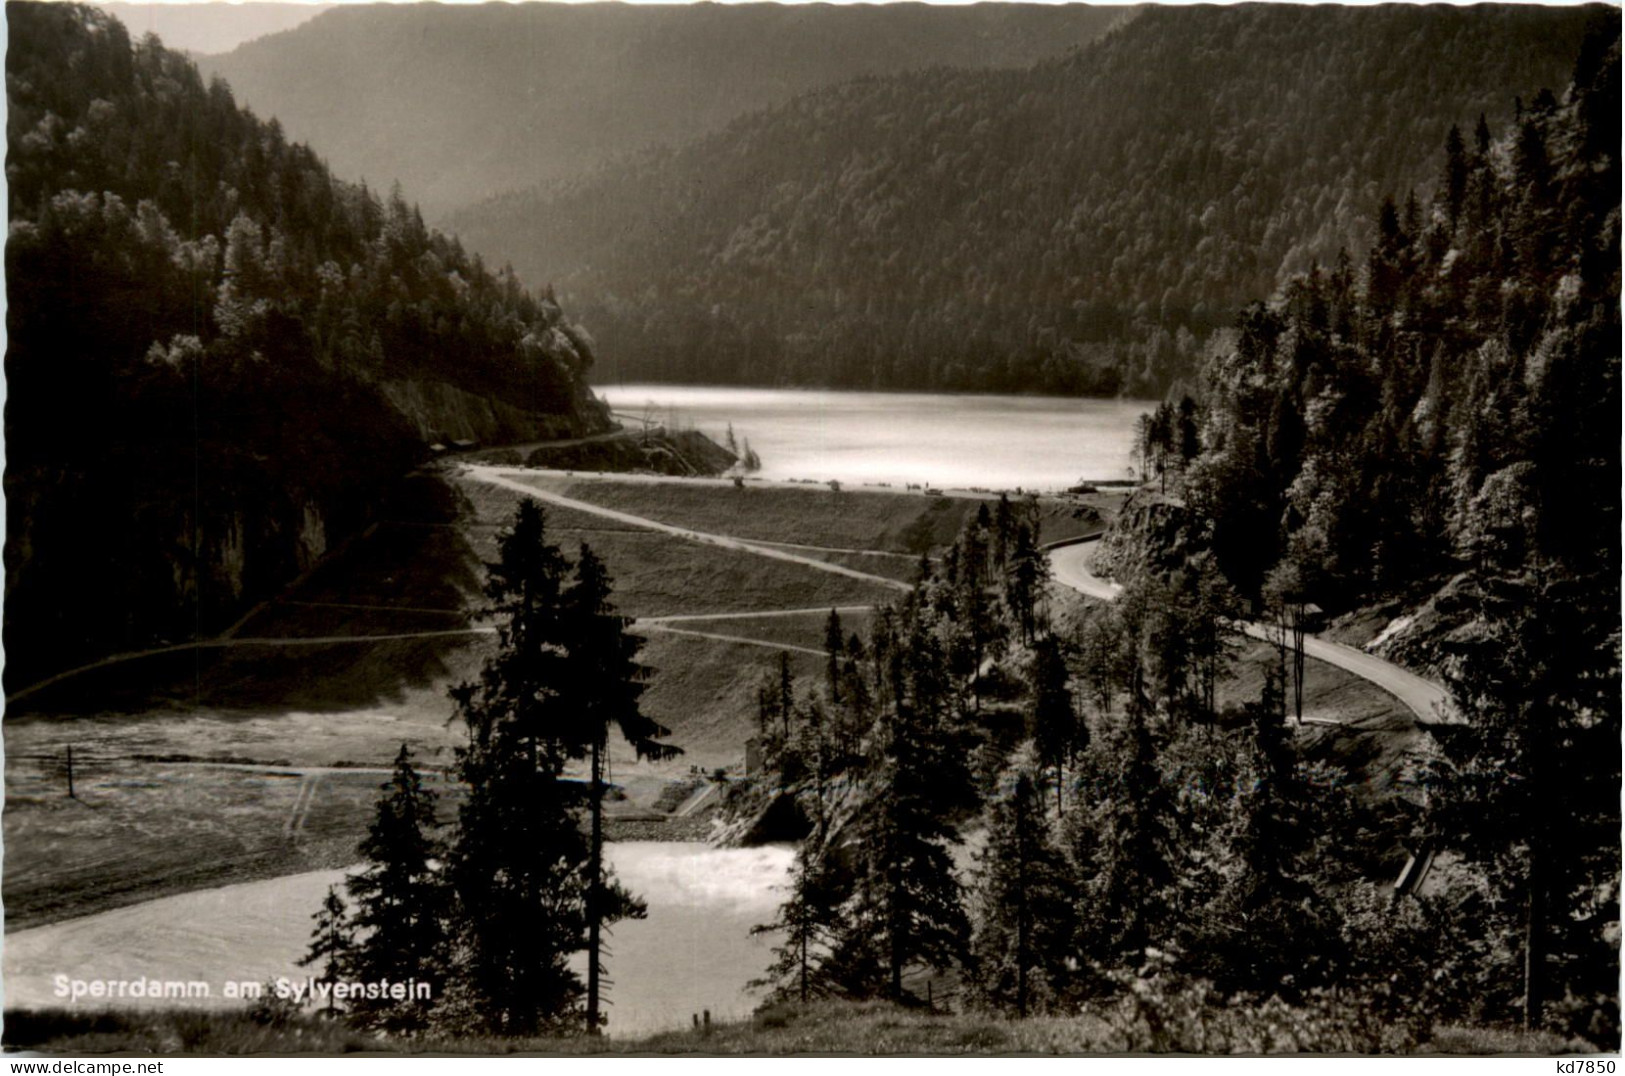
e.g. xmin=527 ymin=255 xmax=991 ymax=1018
xmin=1048 ymin=539 xmax=1452 ymax=725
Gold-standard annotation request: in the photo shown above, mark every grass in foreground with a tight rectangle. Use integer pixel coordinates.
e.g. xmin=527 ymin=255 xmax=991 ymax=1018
xmin=5 ymin=1000 xmax=1595 ymax=1056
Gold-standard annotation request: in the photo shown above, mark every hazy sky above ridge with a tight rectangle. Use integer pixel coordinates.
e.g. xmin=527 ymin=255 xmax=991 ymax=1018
xmin=93 ymin=3 xmax=333 ymax=55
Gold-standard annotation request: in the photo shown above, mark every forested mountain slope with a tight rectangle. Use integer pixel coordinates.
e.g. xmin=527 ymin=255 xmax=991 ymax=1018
xmin=198 ymin=2 xmax=1128 ymax=215
xmin=4 ymin=4 xmax=607 ymax=689
xmin=731 ymin=23 xmax=1619 ymax=1046
xmin=1113 ymin=21 xmax=1619 ymax=1039
xmin=1169 ymin=24 xmax=1619 ymax=617
xmin=450 ymin=4 xmax=1602 ymax=395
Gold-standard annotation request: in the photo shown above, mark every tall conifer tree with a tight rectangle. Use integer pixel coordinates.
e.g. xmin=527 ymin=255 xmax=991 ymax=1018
xmin=560 ymin=542 xmax=681 ymax=1033
xmin=969 ymin=750 xmax=1075 ymax=1016
xmin=344 ymin=744 xmax=449 ymax=1032
xmin=833 ymin=611 xmax=971 ymax=1001
xmin=445 ymin=500 xmax=590 ymax=1036
xmin=1030 ymin=636 xmax=1079 ymax=813
xmin=300 ymin=886 xmax=355 ymax=1021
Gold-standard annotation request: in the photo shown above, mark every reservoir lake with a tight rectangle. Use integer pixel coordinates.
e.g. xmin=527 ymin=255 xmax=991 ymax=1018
xmin=598 ymin=384 xmax=1155 ymax=491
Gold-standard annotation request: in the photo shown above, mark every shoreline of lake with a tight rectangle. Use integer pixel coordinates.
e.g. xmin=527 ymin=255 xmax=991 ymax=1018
xmin=594 ymin=383 xmax=1155 ymax=492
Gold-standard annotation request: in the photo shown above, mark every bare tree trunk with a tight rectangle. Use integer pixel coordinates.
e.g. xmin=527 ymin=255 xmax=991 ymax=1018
xmin=1273 ymin=614 xmax=1290 ymax=722
xmin=1291 ymin=619 xmax=1306 ymax=725
xmin=586 ymin=736 xmax=605 ymax=1034
xmin=889 ymin=921 xmax=904 ymax=1002
xmin=1017 ymin=789 xmax=1029 ymax=1019
xmin=1522 ymin=852 xmax=1542 ymax=1031
xmin=799 ymin=916 xmax=809 ymax=1004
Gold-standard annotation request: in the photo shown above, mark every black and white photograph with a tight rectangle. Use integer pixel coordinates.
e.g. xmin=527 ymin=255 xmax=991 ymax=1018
xmin=1 ymin=0 xmax=1619 ymax=1058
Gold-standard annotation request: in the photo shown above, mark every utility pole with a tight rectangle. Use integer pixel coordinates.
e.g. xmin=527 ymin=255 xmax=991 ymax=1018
xmin=586 ymin=732 xmax=605 ymax=1035
xmin=66 ymin=746 xmax=75 ymax=799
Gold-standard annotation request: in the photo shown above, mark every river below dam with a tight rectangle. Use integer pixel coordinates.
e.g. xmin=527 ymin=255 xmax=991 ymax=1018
xmin=598 ymin=384 xmax=1154 ymax=491
xmin=8 ymin=387 xmax=1155 ymax=1040
xmin=4 ymin=842 xmax=794 ymax=1039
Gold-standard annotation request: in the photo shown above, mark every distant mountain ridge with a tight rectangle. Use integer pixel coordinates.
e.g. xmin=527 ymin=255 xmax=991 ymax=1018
xmin=197 ymin=2 xmax=1130 ymax=214
xmin=447 ymin=3 xmax=1603 ymax=396
xmin=95 ymin=2 xmax=332 ymax=55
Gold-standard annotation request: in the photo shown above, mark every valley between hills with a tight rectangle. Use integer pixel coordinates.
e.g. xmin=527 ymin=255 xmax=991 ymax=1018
xmin=5 ymin=454 xmax=1422 ymax=936
xmin=5 ymin=1 xmax=1616 ymax=1054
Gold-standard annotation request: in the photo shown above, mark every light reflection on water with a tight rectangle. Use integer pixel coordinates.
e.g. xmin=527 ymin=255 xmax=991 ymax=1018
xmin=590 ymin=841 xmax=795 ymax=1036
xmin=599 ymin=384 xmax=1152 ymax=491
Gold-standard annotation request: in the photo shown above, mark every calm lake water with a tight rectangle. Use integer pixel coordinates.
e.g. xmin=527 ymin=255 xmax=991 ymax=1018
xmin=598 ymin=384 xmax=1154 ymax=491
xmin=5 ymin=843 xmax=792 ymax=1039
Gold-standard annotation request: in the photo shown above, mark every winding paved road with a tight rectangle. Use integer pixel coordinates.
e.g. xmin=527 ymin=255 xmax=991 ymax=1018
xmin=1049 ymin=539 xmax=1452 ymax=725
xmin=11 ymin=465 xmax=1447 ymax=730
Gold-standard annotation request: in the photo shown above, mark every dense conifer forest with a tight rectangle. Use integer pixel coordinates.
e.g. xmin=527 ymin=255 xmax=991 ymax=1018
xmin=1163 ymin=19 xmax=1621 ymax=1039
xmin=4 ymin=3 xmax=605 ymax=688
xmin=720 ymin=20 xmax=1621 ymax=1048
xmin=451 ymin=4 xmax=1603 ymax=396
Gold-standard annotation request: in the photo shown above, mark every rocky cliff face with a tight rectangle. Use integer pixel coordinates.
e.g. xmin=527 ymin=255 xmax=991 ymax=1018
xmin=156 ymin=491 xmax=345 ymax=648
xmin=1090 ymin=488 xmax=1205 ymax=586
xmin=4 ymin=376 xmax=615 ymax=695
xmin=1093 ymin=485 xmax=1467 ymax=690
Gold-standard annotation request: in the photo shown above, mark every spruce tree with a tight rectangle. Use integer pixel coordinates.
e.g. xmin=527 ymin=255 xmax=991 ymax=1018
xmin=751 ymin=700 xmax=844 ymax=1004
xmin=969 ymin=749 xmax=1075 ymax=1016
xmin=777 ymin=650 xmax=796 ymax=745
xmin=754 ymin=654 xmax=800 ymax=778
xmin=1180 ymin=669 xmax=1342 ymax=997
xmin=1004 ymin=521 xmax=1046 ymax=643
xmin=300 ymin=886 xmax=355 ymax=1020
xmin=445 ymin=500 xmax=591 ymax=1036
xmin=1029 ymin=636 xmax=1079 ymax=813
xmin=831 ymin=631 xmax=873 ymax=769
xmin=948 ymin=516 xmax=1004 ymax=707
xmin=1187 ymin=556 xmax=1239 ymax=723
xmin=344 ymin=744 xmax=448 ymax=1032
xmin=823 ymin=608 xmax=844 ymax=704
xmin=1087 ymin=585 xmax=1175 ymax=966
xmin=1443 ymin=122 xmax=1469 ymax=228
xmin=753 ymin=831 xmax=845 ymax=1004
xmin=1177 ymin=395 xmax=1201 ymax=462
xmin=1079 ymin=608 xmax=1118 ymax=719
xmin=992 ymin=493 xmax=1015 ymax=569
xmin=560 ymin=543 xmax=682 ymax=1033
xmin=834 ymin=611 xmax=972 ymax=1001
